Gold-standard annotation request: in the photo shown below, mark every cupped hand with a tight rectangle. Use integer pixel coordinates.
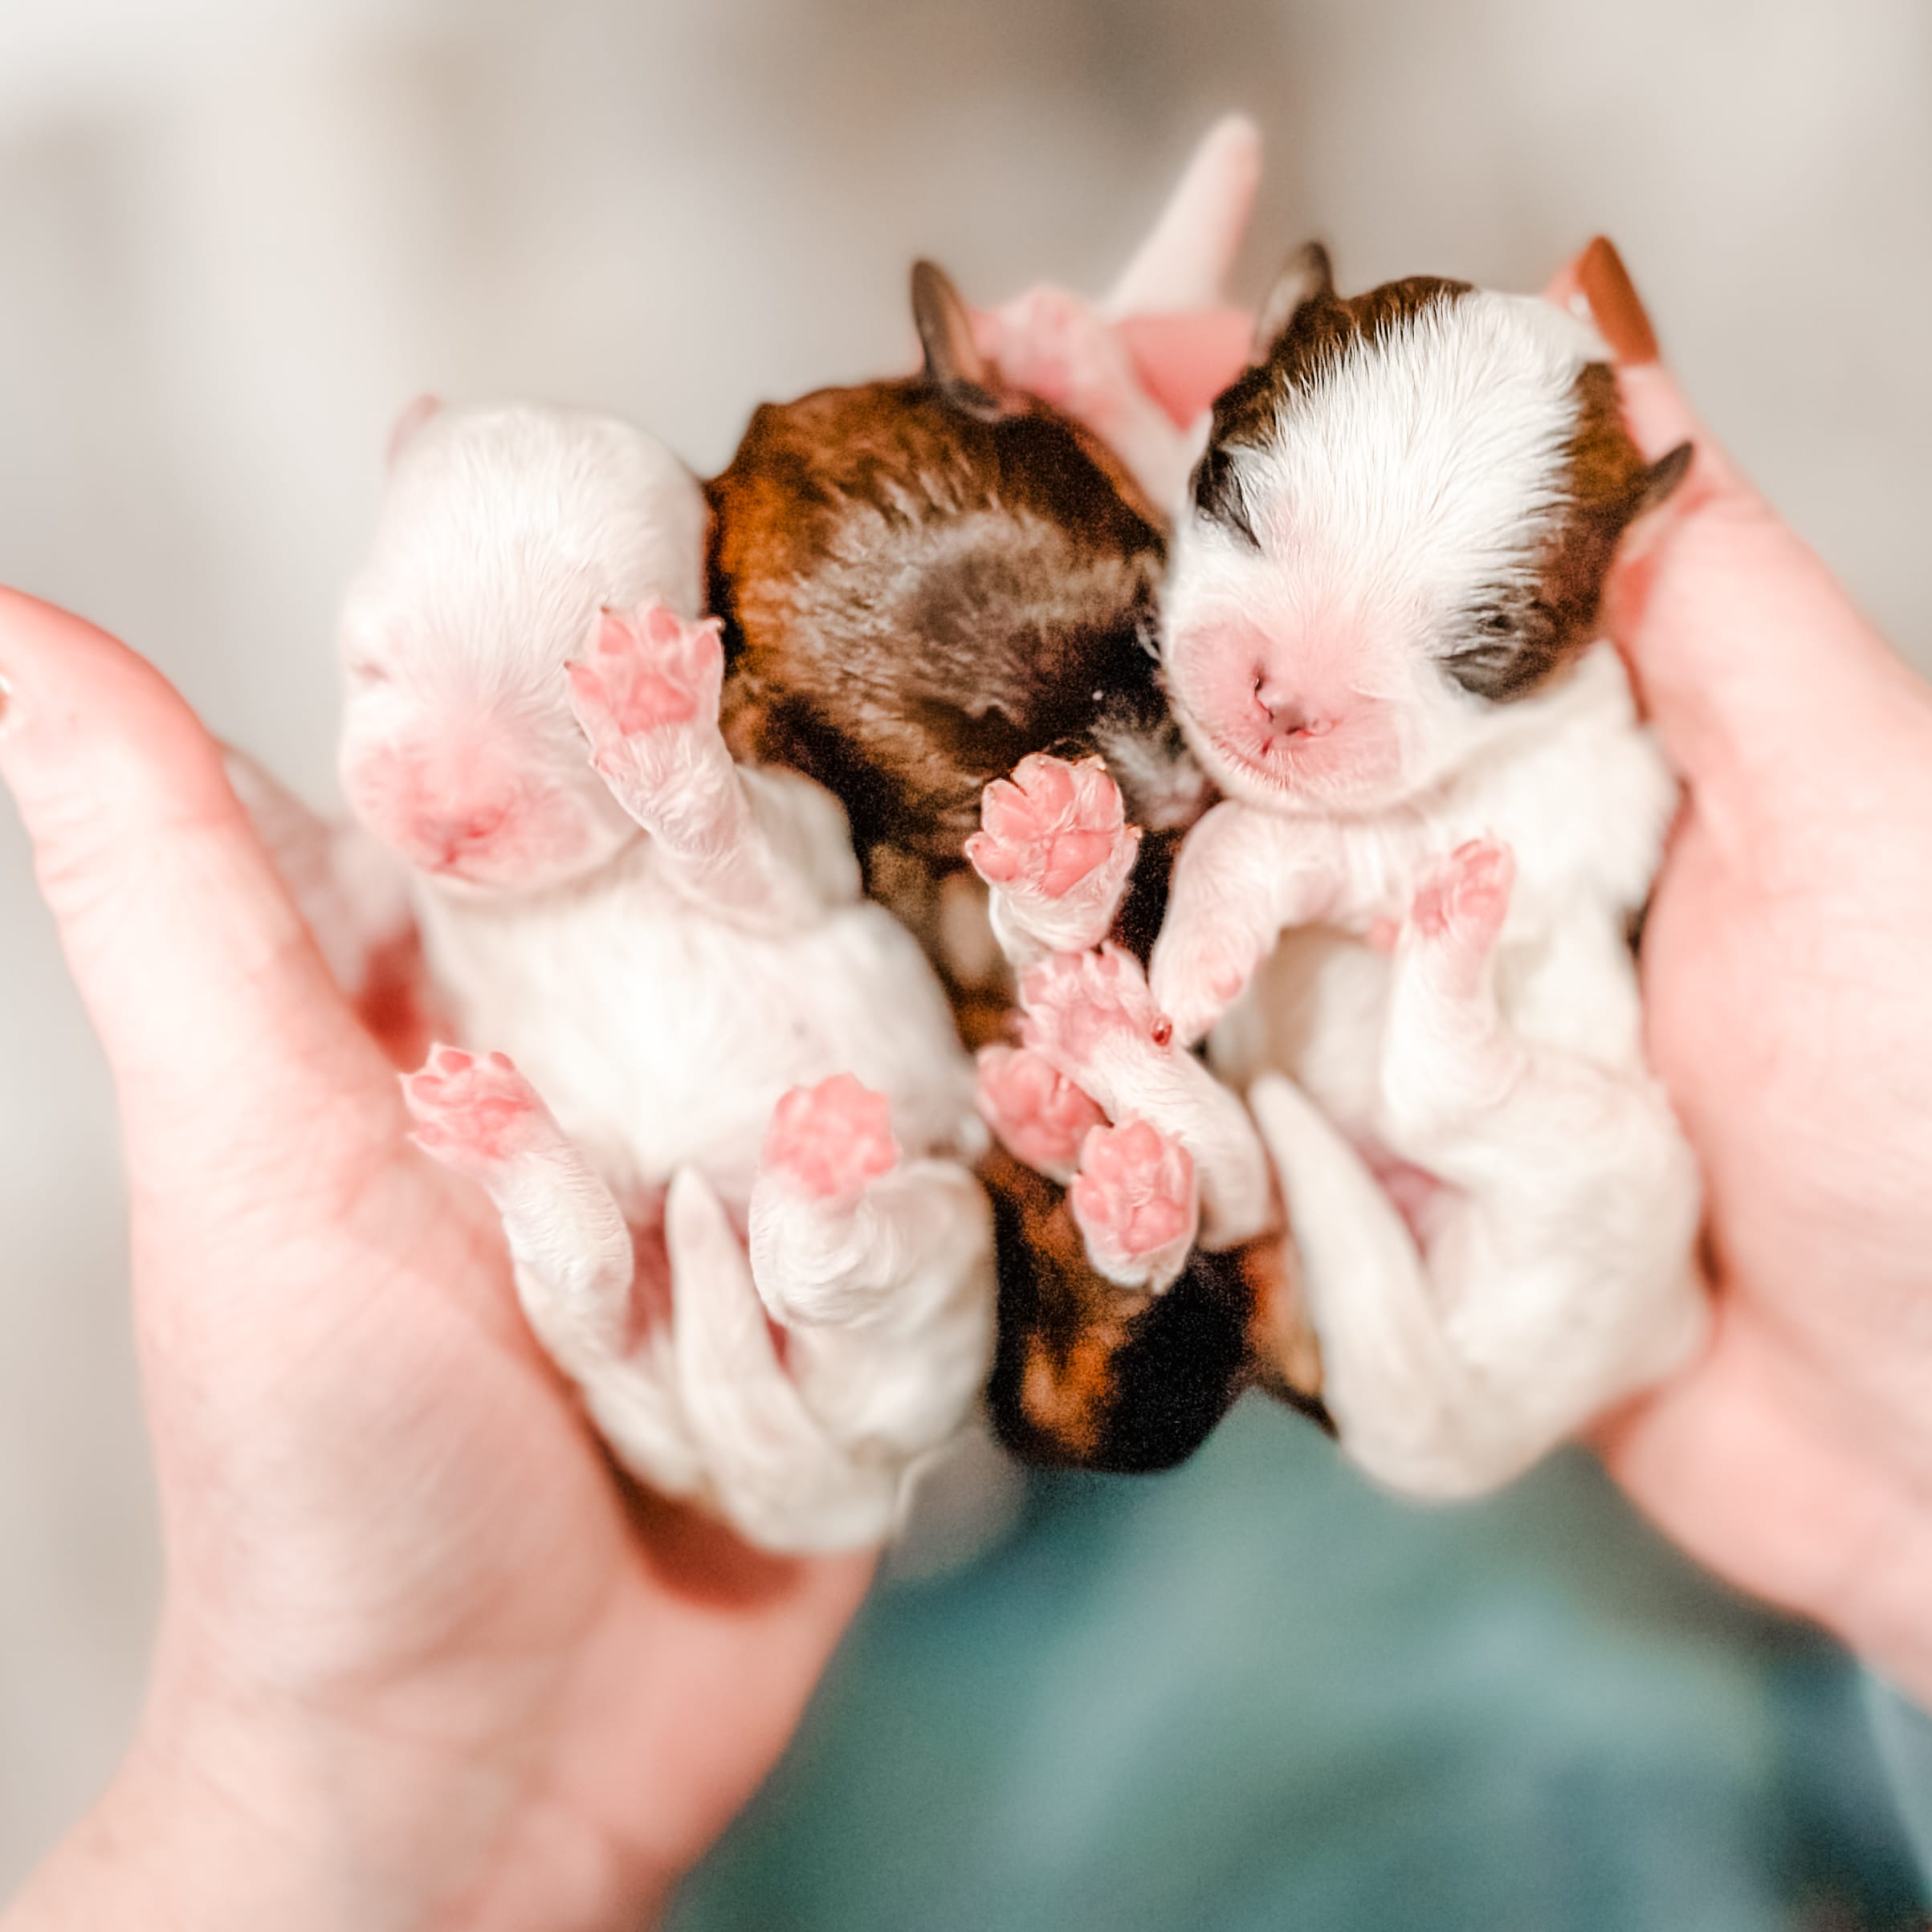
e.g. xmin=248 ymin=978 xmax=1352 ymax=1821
xmin=0 ymin=592 xmax=870 ymax=1932
xmin=1547 ymin=243 xmax=1932 ymax=1703
xmin=1123 ymin=256 xmax=1932 ymax=1702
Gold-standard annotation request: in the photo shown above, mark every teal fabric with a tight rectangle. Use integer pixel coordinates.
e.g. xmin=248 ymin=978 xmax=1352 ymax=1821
xmin=671 ymin=1400 xmax=1922 ymax=1931
xmin=1864 ymin=1672 xmax=1932 ymax=1893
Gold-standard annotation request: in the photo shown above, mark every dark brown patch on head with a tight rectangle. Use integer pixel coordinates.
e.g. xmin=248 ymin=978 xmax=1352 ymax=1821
xmin=1445 ymin=364 xmax=1692 ymax=702
xmin=1194 ymin=267 xmax=1475 ymax=544
xmin=709 ymin=375 xmax=1187 ymax=870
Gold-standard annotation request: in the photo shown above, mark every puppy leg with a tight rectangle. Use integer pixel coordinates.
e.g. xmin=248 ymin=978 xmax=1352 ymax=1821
xmin=749 ymin=1076 xmax=996 ymax=1458
xmin=1366 ymin=842 xmax=1706 ymax=1489
xmin=667 ymin=1167 xmax=903 ymax=1553
xmin=566 ymin=604 xmax=856 ymax=928
xmin=1018 ymin=945 xmax=1272 ymax=1248
xmin=1150 ymin=801 xmax=1355 ymax=1050
xmin=1247 ymin=1072 xmax=1494 ymax=1492
xmin=402 ymin=1044 xmax=704 ymax=1499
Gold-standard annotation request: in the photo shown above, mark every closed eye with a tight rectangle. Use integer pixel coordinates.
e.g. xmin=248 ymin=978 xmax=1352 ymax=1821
xmin=347 ymin=660 xmax=391 ymax=687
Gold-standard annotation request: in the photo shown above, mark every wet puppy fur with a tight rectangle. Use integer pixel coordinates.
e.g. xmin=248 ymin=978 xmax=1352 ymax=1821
xmin=708 ymin=263 xmax=1323 ymax=1472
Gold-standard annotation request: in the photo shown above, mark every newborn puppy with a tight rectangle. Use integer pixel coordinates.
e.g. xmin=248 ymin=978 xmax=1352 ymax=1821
xmin=710 ymin=258 xmax=1316 ymax=1472
xmin=1148 ymin=245 xmax=1706 ymax=1497
xmin=332 ymin=400 xmax=996 ymax=1551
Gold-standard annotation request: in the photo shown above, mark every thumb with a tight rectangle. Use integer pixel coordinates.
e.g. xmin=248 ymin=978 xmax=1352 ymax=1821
xmin=1549 ymin=240 xmax=1923 ymax=786
xmin=0 ymin=590 xmax=398 ymax=1167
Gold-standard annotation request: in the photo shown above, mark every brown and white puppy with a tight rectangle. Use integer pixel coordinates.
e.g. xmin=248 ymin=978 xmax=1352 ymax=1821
xmin=709 ymin=262 xmax=1322 ymax=1473
xmin=1150 ymin=246 xmax=1706 ymax=1497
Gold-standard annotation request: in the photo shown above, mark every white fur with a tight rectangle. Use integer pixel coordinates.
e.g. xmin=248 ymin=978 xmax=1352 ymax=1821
xmin=1152 ymin=294 xmax=1706 ymax=1498
xmin=335 ymin=402 xmax=997 ymax=1552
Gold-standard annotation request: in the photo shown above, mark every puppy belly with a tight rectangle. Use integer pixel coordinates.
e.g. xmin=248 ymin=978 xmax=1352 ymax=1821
xmin=421 ymin=887 xmax=976 ymax=1207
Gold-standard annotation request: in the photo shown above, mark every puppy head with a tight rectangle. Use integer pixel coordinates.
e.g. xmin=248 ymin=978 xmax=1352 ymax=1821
xmin=1164 ymin=244 xmax=1689 ymax=814
xmin=338 ymin=401 xmax=707 ymax=892
xmin=711 ymin=264 xmax=1204 ymax=866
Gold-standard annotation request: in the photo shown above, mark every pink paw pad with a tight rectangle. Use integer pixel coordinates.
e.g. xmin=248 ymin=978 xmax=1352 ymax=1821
xmin=567 ymin=604 xmax=722 ymax=739
xmin=1019 ymin=944 xmax=1173 ymax=1067
xmin=403 ymin=1044 xmax=544 ymax=1166
xmin=1410 ymin=839 xmax=1515 ymax=952
xmin=1070 ymin=1118 xmax=1196 ymax=1270
xmin=976 ymin=1044 xmax=1107 ymax=1176
xmin=762 ymin=1074 xmax=899 ymax=1202
xmin=967 ymin=753 xmax=1141 ymax=901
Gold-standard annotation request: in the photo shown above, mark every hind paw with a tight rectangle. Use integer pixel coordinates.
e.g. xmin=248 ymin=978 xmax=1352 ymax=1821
xmin=976 ymin=1044 xmax=1107 ymax=1181
xmin=1070 ymin=1117 xmax=1197 ymax=1291
xmin=762 ymin=1074 xmax=899 ymax=1205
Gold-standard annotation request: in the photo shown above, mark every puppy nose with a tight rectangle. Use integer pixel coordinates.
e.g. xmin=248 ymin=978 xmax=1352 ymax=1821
xmin=411 ymin=793 xmax=514 ymax=864
xmin=1254 ymin=672 xmax=1331 ymax=741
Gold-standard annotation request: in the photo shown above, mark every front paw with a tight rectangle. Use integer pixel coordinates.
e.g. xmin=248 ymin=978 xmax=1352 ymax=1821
xmin=566 ymin=603 xmax=726 ymax=809
xmin=1404 ymin=838 xmax=1515 ymax=1000
xmin=1147 ymin=925 xmax=1260 ymax=1050
xmin=1070 ymin=1117 xmax=1197 ymax=1292
xmin=403 ymin=1044 xmax=551 ymax=1184
xmin=966 ymin=753 xmax=1142 ymax=955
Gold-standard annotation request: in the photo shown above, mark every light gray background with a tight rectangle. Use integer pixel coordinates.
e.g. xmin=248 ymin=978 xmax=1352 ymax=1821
xmin=2 ymin=0 xmax=1928 ymax=1889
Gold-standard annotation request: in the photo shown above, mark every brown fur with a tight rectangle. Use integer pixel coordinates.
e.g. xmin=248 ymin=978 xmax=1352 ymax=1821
xmin=707 ymin=304 xmax=1324 ymax=1473
xmin=1200 ymin=247 xmax=1690 ymax=703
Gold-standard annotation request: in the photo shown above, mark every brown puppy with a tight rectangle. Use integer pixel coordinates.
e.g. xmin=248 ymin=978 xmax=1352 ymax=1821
xmin=709 ymin=263 xmax=1323 ymax=1472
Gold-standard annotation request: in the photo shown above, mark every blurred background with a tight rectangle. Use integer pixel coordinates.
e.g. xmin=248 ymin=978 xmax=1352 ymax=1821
xmin=2 ymin=0 xmax=1930 ymax=1923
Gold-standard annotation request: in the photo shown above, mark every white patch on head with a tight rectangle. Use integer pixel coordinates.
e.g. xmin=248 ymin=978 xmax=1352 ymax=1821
xmin=337 ymin=403 xmax=709 ymax=890
xmin=1165 ymin=291 xmax=1608 ymax=814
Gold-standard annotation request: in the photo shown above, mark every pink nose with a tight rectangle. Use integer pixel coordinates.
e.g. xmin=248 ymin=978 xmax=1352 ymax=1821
xmin=407 ymin=793 xmax=515 ymax=867
xmin=1254 ymin=672 xmax=1332 ymax=742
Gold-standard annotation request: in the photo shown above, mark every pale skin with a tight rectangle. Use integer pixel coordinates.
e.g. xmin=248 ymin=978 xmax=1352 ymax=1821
xmin=0 ymin=590 xmax=870 ymax=1932
xmin=6 ymin=242 xmax=1932 ymax=1930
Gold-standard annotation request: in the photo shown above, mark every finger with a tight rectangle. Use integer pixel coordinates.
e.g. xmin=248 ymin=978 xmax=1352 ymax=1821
xmin=1548 ymin=240 xmax=1916 ymax=784
xmin=0 ymin=590 xmax=398 ymax=1159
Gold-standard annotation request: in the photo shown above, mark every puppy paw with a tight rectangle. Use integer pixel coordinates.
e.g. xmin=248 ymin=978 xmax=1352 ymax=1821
xmin=567 ymin=604 xmax=726 ymax=808
xmin=1019 ymin=945 xmax=1173 ymax=1097
xmin=1070 ymin=1117 xmax=1197 ymax=1292
xmin=976 ymin=1044 xmax=1107 ymax=1182
xmin=1407 ymin=838 xmax=1514 ymax=997
xmin=761 ymin=1074 xmax=899 ymax=1205
xmin=967 ymin=753 xmax=1141 ymax=955
xmin=404 ymin=1045 xmax=549 ymax=1179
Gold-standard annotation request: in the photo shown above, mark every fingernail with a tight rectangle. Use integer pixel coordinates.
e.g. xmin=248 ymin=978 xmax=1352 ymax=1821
xmin=1575 ymin=237 xmax=1659 ymax=366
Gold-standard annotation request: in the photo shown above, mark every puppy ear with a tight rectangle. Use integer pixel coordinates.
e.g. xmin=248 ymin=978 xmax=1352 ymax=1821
xmin=911 ymin=260 xmax=992 ymax=390
xmin=1630 ymin=440 xmax=1694 ymax=520
xmin=1253 ymin=241 xmax=1334 ymax=357
xmin=385 ymin=393 xmax=442 ymax=469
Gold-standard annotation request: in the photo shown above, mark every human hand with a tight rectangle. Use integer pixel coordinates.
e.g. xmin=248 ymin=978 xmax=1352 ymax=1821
xmin=1543 ymin=242 xmax=1932 ymax=1706
xmin=1112 ymin=255 xmax=1932 ymax=1704
xmin=0 ymin=593 xmax=870 ymax=1932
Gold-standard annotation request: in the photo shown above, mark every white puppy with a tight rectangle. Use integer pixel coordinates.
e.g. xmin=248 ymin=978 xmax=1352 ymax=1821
xmin=324 ymin=400 xmax=994 ymax=1551
xmin=1144 ymin=247 xmax=1706 ymax=1497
